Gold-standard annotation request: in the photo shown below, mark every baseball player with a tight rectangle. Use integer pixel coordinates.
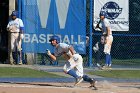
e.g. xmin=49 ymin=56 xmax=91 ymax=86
xmin=95 ymin=11 xmax=113 ymax=68
xmin=46 ymin=35 xmax=97 ymax=89
xmin=7 ymin=11 xmax=24 ymax=65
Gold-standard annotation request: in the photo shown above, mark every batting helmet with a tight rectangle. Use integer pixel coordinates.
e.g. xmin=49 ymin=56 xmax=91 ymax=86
xmin=11 ymin=11 xmax=18 ymax=16
xmin=49 ymin=35 xmax=60 ymax=43
xmin=99 ymin=11 xmax=106 ymax=17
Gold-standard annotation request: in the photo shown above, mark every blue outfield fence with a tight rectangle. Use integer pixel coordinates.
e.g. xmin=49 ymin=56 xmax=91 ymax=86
xmin=20 ymin=0 xmax=87 ymax=54
xmin=18 ymin=0 xmax=140 ymax=67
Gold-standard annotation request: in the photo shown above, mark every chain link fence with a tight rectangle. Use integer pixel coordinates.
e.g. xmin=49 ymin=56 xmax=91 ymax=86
xmin=87 ymin=0 xmax=140 ymax=68
xmin=21 ymin=0 xmax=140 ymax=68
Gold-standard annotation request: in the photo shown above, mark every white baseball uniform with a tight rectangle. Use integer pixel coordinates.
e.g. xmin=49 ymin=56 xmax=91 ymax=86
xmin=100 ymin=18 xmax=113 ymax=54
xmin=54 ymin=43 xmax=84 ymax=77
xmin=7 ymin=18 xmax=24 ymax=52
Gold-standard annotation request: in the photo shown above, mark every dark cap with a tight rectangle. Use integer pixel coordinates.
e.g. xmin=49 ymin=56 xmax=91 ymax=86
xmin=99 ymin=11 xmax=106 ymax=17
xmin=11 ymin=11 xmax=18 ymax=16
xmin=49 ymin=35 xmax=60 ymax=43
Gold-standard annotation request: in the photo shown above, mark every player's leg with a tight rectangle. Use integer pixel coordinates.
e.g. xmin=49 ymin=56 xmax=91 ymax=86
xmin=63 ymin=62 xmax=83 ymax=86
xmin=67 ymin=69 xmax=83 ymax=86
xmin=74 ymin=65 xmax=84 ymax=85
xmin=73 ymin=54 xmax=85 ymax=85
xmin=8 ymin=33 xmax=13 ymax=65
xmin=108 ymin=36 xmax=113 ymax=67
xmin=82 ymin=75 xmax=97 ymax=89
xmin=10 ymin=33 xmax=17 ymax=64
xmin=104 ymin=36 xmax=113 ymax=68
xmin=15 ymin=34 xmax=19 ymax=64
xmin=108 ymin=54 xmax=112 ymax=67
xmin=96 ymin=51 xmax=102 ymax=68
xmin=17 ymin=36 xmax=22 ymax=65
xmin=74 ymin=54 xmax=96 ymax=88
xmin=105 ymin=53 xmax=110 ymax=66
xmin=63 ymin=54 xmax=84 ymax=85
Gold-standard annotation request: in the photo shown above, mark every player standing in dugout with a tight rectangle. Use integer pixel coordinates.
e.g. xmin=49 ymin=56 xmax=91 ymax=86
xmin=95 ymin=11 xmax=113 ymax=69
xmin=7 ymin=11 xmax=24 ymax=65
xmin=46 ymin=35 xmax=97 ymax=90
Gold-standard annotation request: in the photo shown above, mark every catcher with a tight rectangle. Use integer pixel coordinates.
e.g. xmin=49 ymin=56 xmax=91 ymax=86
xmin=46 ymin=35 xmax=97 ymax=89
xmin=93 ymin=36 xmax=105 ymax=69
xmin=7 ymin=11 xmax=24 ymax=65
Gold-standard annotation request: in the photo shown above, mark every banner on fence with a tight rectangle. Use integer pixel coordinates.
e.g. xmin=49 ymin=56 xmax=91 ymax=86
xmin=21 ymin=0 xmax=86 ymax=54
xmin=93 ymin=0 xmax=129 ymax=31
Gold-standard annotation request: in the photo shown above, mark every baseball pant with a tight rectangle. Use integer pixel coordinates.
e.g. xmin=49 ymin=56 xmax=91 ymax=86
xmin=63 ymin=54 xmax=84 ymax=77
xmin=104 ymin=35 xmax=113 ymax=54
xmin=8 ymin=32 xmax=22 ymax=64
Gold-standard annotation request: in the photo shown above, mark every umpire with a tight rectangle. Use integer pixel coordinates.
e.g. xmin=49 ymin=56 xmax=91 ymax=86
xmin=7 ymin=11 xmax=24 ymax=65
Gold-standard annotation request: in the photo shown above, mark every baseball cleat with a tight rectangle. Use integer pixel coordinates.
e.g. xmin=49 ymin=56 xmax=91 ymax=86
xmin=107 ymin=66 xmax=112 ymax=69
xmin=74 ymin=77 xmax=83 ymax=86
xmin=10 ymin=62 xmax=14 ymax=65
xmin=108 ymin=64 xmax=112 ymax=69
xmin=101 ymin=65 xmax=109 ymax=70
xmin=18 ymin=62 xmax=23 ymax=65
xmin=96 ymin=63 xmax=101 ymax=67
xmin=89 ymin=80 xmax=98 ymax=90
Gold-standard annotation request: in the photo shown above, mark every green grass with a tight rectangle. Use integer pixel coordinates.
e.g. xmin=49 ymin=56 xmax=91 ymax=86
xmin=0 ymin=67 xmax=64 ymax=78
xmin=82 ymin=56 xmax=140 ymax=66
xmin=88 ymin=58 xmax=140 ymax=66
xmin=112 ymin=59 xmax=140 ymax=66
xmin=88 ymin=70 xmax=140 ymax=79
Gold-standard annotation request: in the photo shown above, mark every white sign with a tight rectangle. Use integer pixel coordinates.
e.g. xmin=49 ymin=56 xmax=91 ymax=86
xmin=94 ymin=0 xmax=129 ymax=31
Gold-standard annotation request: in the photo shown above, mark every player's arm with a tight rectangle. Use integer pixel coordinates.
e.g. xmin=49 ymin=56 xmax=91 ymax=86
xmin=49 ymin=54 xmax=57 ymax=61
xmin=19 ymin=19 xmax=24 ymax=39
xmin=95 ymin=20 xmax=102 ymax=30
xmin=95 ymin=24 xmax=102 ymax=30
xmin=19 ymin=27 xmax=24 ymax=39
xmin=46 ymin=50 xmax=57 ymax=61
xmin=69 ymin=46 xmax=75 ymax=55
xmin=106 ymin=26 xmax=111 ymax=36
xmin=20 ymin=27 xmax=24 ymax=34
xmin=6 ymin=24 xmax=11 ymax=31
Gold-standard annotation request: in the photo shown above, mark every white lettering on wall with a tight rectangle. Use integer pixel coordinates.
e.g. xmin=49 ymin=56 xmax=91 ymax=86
xmin=23 ymin=34 xmax=84 ymax=45
xmin=37 ymin=0 xmax=70 ymax=29
xmin=37 ymin=0 xmax=51 ymax=28
xmin=56 ymin=0 xmax=70 ymax=29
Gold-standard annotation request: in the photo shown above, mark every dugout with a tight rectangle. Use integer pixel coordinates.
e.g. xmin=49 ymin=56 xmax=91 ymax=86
xmin=0 ymin=0 xmax=19 ymax=63
xmin=0 ymin=0 xmax=9 ymax=63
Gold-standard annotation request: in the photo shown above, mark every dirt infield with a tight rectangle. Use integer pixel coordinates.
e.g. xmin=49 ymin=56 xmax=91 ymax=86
xmin=0 ymin=81 xmax=139 ymax=93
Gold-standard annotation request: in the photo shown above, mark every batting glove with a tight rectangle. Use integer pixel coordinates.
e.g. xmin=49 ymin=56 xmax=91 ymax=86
xmin=46 ymin=49 xmax=51 ymax=56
